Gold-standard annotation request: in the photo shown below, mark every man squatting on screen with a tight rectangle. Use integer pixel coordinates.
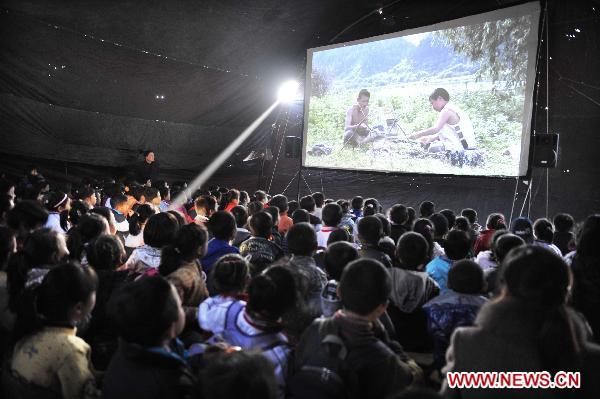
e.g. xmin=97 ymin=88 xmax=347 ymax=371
xmin=409 ymin=88 xmax=476 ymax=153
xmin=343 ymin=89 xmax=380 ymax=146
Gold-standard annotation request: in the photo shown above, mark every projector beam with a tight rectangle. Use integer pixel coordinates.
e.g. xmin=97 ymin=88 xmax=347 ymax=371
xmin=170 ymin=100 xmax=280 ymax=210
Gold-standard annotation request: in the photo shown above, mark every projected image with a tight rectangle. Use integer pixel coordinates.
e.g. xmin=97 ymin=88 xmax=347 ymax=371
xmin=303 ymin=5 xmax=539 ymax=177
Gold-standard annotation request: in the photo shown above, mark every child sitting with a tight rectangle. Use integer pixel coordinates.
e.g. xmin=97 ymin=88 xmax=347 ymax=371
xmin=7 ymin=262 xmax=99 ymax=399
xmin=198 ymin=254 xmax=249 ymax=336
xmin=423 ymin=259 xmax=488 ymax=369
xmin=239 ymin=211 xmax=283 ymax=276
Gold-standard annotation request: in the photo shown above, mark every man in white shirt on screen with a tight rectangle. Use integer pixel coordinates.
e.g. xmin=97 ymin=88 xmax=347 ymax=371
xmin=409 ymin=88 xmax=476 ymax=153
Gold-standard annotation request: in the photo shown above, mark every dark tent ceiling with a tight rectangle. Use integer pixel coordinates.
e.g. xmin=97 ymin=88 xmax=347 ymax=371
xmin=1 ymin=0 xmax=599 ymax=219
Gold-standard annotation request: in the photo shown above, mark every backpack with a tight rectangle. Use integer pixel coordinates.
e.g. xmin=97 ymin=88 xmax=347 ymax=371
xmin=287 ymin=318 xmax=358 ymax=399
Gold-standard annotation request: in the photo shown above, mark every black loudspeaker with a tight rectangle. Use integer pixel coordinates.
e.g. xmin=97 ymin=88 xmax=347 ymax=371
xmin=533 ymin=133 xmax=559 ymax=168
xmin=285 ymin=136 xmax=302 ymax=158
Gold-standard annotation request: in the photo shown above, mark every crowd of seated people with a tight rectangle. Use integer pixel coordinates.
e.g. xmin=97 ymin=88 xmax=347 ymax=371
xmin=0 ymin=168 xmax=599 ymax=399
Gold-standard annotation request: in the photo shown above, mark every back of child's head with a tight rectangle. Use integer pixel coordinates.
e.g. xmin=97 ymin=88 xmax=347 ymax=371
xmin=443 ymin=230 xmax=471 ymax=260
xmin=249 ymin=211 xmax=273 ymax=238
xmin=287 ymin=200 xmax=299 ymax=215
xmin=357 ymin=215 xmax=383 ymax=245
xmin=195 ymin=195 xmax=217 ymax=215
xmin=199 ymin=350 xmax=277 ymax=399
xmin=453 ymin=216 xmax=471 ymax=232
xmin=231 ymin=205 xmax=248 ymax=228
xmin=339 ymin=259 xmax=390 ymax=316
xmin=406 ymin=206 xmax=416 ymax=226
xmin=389 ymin=204 xmax=408 ymax=225
xmin=324 ymin=241 xmax=359 ymax=281
xmin=264 ymin=206 xmax=280 ymax=226
xmin=493 ymin=233 xmax=525 ymax=264
xmin=109 ymin=193 xmax=128 ymax=210
xmin=269 ymin=194 xmax=288 ymax=214
xmin=291 ymin=209 xmax=310 ymax=224
xmin=533 ymin=218 xmax=554 ymax=243
xmin=363 ymin=198 xmax=380 ymax=216
xmin=396 ymin=232 xmax=429 ymax=270
xmin=209 ymin=210 xmax=237 ymax=241
xmin=13 ymin=262 xmax=97 ymax=343
xmin=351 ymin=196 xmax=363 ymax=210
xmin=88 ymin=234 xmax=126 ymax=270
xmin=247 ymin=265 xmax=296 ymax=321
xmin=321 ymin=203 xmax=342 ymax=227
xmin=129 ymin=203 xmax=157 ymax=236
xmin=461 ymin=208 xmax=477 ymax=224
xmin=447 ymin=260 xmax=485 ymax=294
xmin=246 ymin=200 xmax=264 ymax=217
xmin=486 ymin=212 xmax=506 ymax=230
xmin=429 ymin=213 xmax=449 ymax=238
xmin=374 ymin=214 xmax=390 ymax=237
xmin=129 ymin=184 xmax=146 ymax=203
xmin=68 ymin=200 xmax=89 ymax=227
xmin=145 ymin=187 xmax=160 ymax=203
xmin=254 ymin=190 xmax=267 ymax=203
xmin=327 ymin=228 xmax=350 ymax=245
xmin=299 ymin=195 xmax=316 ymax=212
xmin=67 ymin=213 xmax=109 ymax=261
xmin=109 ymin=275 xmax=182 ymax=346
xmin=553 ymin=213 xmax=574 ymax=233
xmin=143 ymin=212 xmax=179 ymax=248
xmin=312 ymin=192 xmax=325 ymax=208
xmin=286 ymin=222 xmax=317 ymax=256
xmin=159 ymin=223 xmax=208 ymax=276
xmin=440 ymin=209 xmax=456 ymax=229
xmin=419 ymin=201 xmax=435 ymax=217
xmin=44 ymin=191 xmax=69 ymax=212
xmin=211 ymin=254 xmax=250 ymax=294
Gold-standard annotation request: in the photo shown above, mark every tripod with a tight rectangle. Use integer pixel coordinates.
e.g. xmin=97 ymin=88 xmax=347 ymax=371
xmin=281 ymin=165 xmax=312 ymax=201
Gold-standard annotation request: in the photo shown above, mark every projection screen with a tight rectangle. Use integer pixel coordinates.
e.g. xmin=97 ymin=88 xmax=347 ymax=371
xmin=302 ymin=2 xmax=541 ymax=177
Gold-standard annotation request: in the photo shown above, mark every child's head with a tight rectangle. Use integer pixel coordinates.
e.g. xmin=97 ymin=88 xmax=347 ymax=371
xmin=88 ymin=234 xmax=126 ymax=270
xmin=486 ymin=213 xmax=507 ymax=230
xmin=145 ymin=187 xmax=161 ymax=206
xmin=362 ymin=198 xmax=380 ymax=216
xmin=128 ymin=203 xmax=157 ymax=236
xmin=264 ymin=206 xmax=280 ymax=227
xmin=247 ymin=265 xmax=296 ymax=321
xmin=269 ymin=194 xmax=288 ymax=215
xmin=159 ymin=223 xmax=208 ymax=276
xmin=143 ymin=212 xmax=179 ymax=248
xmin=453 ymin=216 xmax=471 ymax=232
xmin=339 ymin=259 xmax=390 ymax=318
xmin=389 ymin=204 xmax=408 ymax=225
xmin=357 ymin=216 xmax=383 ymax=245
xmin=195 ymin=195 xmax=218 ymax=217
xmin=299 ymin=195 xmax=316 ymax=213
xmin=249 ymin=211 xmax=273 ymax=239
xmin=440 ymin=209 xmax=456 ymax=230
xmin=287 ymin=200 xmax=299 ymax=215
xmin=199 ymin=351 xmax=277 ymax=399
xmin=312 ymin=192 xmax=325 ymax=208
xmin=231 ymin=205 xmax=248 ymax=228
xmin=396 ymin=232 xmax=429 ymax=270
xmin=493 ymin=233 xmax=525 ymax=264
xmin=324 ymin=241 xmax=359 ymax=281
xmin=110 ymin=193 xmax=128 ymax=213
xmin=109 ymin=276 xmax=184 ymax=347
xmin=211 ymin=254 xmax=250 ymax=295
xmin=533 ymin=218 xmax=554 ymax=243
xmin=461 ymin=208 xmax=477 ymax=224
xmin=14 ymin=262 xmax=97 ymax=343
xmin=327 ymin=228 xmax=350 ymax=245
xmin=443 ymin=230 xmax=471 ymax=261
xmin=286 ymin=222 xmax=317 ymax=256
xmin=44 ymin=191 xmax=71 ymax=213
xmin=419 ymin=201 xmax=435 ymax=218
xmin=351 ymin=196 xmax=363 ymax=210
xmin=510 ymin=217 xmax=533 ymax=244
xmin=66 ymin=213 xmax=110 ymax=261
xmin=553 ymin=213 xmax=574 ymax=233
xmin=291 ymin=209 xmax=310 ymax=224
xmin=5 ymin=200 xmax=48 ymax=233
xmin=321 ymin=203 xmax=342 ymax=228
xmin=208 ymin=211 xmax=237 ymax=241
xmin=447 ymin=259 xmax=485 ymax=294
xmin=429 ymin=213 xmax=449 ymax=239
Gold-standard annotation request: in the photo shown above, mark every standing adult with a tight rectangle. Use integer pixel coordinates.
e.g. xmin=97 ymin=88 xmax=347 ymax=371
xmin=136 ymin=150 xmax=159 ymax=185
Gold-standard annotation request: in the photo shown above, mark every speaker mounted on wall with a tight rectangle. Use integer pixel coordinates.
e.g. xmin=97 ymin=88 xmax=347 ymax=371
xmin=532 ymin=133 xmax=559 ymax=168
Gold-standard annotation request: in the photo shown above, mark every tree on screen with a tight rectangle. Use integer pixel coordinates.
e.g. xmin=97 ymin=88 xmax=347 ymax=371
xmin=433 ymin=16 xmax=532 ymax=87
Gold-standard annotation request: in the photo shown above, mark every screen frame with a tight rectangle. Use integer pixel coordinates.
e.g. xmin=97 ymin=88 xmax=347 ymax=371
xmin=301 ymin=1 xmax=541 ymax=179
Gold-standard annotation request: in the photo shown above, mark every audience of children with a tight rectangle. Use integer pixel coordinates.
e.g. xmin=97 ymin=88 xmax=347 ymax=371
xmin=0 ymin=169 xmax=599 ymax=398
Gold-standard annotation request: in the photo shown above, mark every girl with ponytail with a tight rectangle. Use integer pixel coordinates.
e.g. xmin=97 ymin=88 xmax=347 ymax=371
xmin=66 ymin=213 xmax=110 ymax=266
xmin=124 ymin=204 xmax=156 ymax=253
xmin=442 ymin=245 xmax=600 ymax=397
xmin=42 ymin=191 xmax=71 ymax=234
xmin=158 ymin=224 xmax=209 ymax=324
xmin=7 ymin=262 xmax=99 ymax=398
